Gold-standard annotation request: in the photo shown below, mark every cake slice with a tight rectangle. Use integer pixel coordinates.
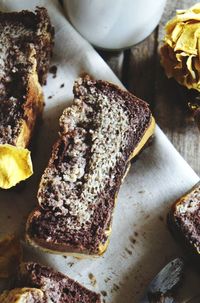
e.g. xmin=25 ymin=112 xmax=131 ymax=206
xmin=168 ymin=182 xmax=200 ymax=260
xmin=26 ymin=76 xmax=155 ymax=256
xmin=15 ymin=262 xmax=101 ymax=303
xmin=0 ymin=263 xmax=101 ymax=303
xmin=0 ymin=7 xmax=54 ymax=189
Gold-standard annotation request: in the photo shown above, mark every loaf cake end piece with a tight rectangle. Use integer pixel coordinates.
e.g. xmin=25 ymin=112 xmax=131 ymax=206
xmin=168 ymin=182 xmax=200 ymax=260
xmin=26 ymin=76 xmax=155 ymax=256
xmin=0 ymin=7 xmax=54 ymax=189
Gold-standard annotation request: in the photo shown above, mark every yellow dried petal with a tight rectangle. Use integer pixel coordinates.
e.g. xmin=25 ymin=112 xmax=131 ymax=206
xmin=0 ymin=234 xmax=22 ymax=278
xmin=176 ymin=4 xmax=200 ymax=21
xmin=165 ymin=18 xmax=178 ymax=36
xmin=0 ymin=144 xmax=33 ymax=189
xmin=174 ymin=23 xmax=199 ymax=54
xmin=0 ymin=288 xmax=44 ymax=303
xmin=171 ymin=22 xmax=184 ymax=43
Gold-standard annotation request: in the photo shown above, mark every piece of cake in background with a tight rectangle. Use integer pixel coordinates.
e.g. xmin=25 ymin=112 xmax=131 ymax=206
xmin=0 ymin=236 xmax=101 ymax=302
xmin=17 ymin=262 xmax=101 ymax=303
xmin=0 ymin=7 xmax=54 ymax=189
xmin=0 ymin=263 xmax=101 ymax=303
xmin=160 ymin=3 xmax=200 ymax=92
xmin=168 ymin=182 xmax=200 ymax=263
xmin=26 ymin=75 xmax=155 ymax=257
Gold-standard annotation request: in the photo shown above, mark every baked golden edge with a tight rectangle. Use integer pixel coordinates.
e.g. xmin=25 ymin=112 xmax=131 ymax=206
xmin=26 ymin=116 xmax=155 ymax=257
xmin=16 ymin=47 xmax=44 ymax=148
xmin=0 ymin=48 xmax=44 ymax=189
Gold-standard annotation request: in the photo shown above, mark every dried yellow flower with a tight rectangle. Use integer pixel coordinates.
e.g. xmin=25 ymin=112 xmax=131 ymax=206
xmin=160 ymin=3 xmax=200 ymax=91
xmin=0 ymin=288 xmax=44 ymax=303
xmin=0 ymin=144 xmax=33 ymax=189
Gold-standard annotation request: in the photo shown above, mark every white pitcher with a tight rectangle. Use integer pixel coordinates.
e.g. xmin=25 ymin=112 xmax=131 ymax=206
xmin=63 ymin=0 xmax=167 ymax=50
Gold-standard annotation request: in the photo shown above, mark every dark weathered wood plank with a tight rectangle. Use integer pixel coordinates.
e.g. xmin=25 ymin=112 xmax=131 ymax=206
xmin=154 ymin=0 xmax=200 ymax=175
xmin=123 ymin=31 xmax=157 ymax=107
xmin=97 ymin=50 xmax=124 ymax=80
xmin=101 ymin=0 xmax=200 ymax=175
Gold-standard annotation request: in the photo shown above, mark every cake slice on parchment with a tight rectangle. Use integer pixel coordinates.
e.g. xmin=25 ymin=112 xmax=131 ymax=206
xmin=168 ymin=182 xmax=200 ymax=262
xmin=0 ymin=262 xmax=101 ymax=303
xmin=0 ymin=7 xmax=54 ymax=189
xmin=26 ymin=75 xmax=155 ymax=257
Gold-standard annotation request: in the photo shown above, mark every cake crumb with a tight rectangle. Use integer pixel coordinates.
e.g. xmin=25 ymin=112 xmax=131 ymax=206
xmin=49 ymin=65 xmax=57 ymax=78
xmin=48 ymin=95 xmax=52 ymax=99
xmin=104 ymin=277 xmax=111 ymax=283
xmin=129 ymin=236 xmax=136 ymax=244
xmin=125 ymin=248 xmax=132 ymax=255
xmin=111 ymin=283 xmax=120 ymax=293
xmin=67 ymin=262 xmax=74 ymax=267
xmin=88 ymin=273 xmax=97 ymax=286
xmin=101 ymin=291 xmax=107 ymax=297
xmin=60 ymin=83 xmax=65 ymax=88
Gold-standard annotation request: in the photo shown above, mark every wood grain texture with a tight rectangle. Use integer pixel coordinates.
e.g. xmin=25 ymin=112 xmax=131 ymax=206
xmin=100 ymin=0 xmax=200 ymax=175
xmin=155 ymin=0 xmax=200 ymax=176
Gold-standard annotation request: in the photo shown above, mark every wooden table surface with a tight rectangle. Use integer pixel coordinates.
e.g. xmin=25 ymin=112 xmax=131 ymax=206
xmin=99 ymin=0 xmax=200 ymax=176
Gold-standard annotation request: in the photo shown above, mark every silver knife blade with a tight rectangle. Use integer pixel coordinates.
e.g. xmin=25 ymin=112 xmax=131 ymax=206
xmin=140 ymin=258 xmax=184 ymax=303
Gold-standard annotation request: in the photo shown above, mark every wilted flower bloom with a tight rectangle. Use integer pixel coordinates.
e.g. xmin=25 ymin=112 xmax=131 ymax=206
xmin=160 ymin=3 xmax=200 ymax=91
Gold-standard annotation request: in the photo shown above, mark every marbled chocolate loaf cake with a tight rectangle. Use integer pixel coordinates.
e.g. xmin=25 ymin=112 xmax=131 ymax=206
xmin=26 ymin=76 xmax=155 ymax=256
xmin=0 ymin=7 xmax=54 ymax=188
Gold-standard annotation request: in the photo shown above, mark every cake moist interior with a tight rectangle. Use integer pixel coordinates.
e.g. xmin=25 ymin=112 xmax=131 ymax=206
xmin=29 ymin=78 xmax=152 ymax=253
xmin=0 ymin=8 xmax=53 ymax=145
xmin=174 ymin=187 xmax=200 ymax=253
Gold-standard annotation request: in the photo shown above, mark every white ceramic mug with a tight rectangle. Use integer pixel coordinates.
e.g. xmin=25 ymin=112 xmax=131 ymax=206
xmin=63 ymin=0 xmax=166 ymax=50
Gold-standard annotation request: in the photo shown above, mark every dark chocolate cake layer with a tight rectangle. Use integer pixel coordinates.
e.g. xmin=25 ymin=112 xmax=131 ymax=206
xmin=168 ymin=181 xmax=200 ymax=258
xmin=19 ymin=262 xmax=101 ymax=303
xmin=26 ymin=76 xmax=155 ymax=255
xmin=0 ymin=7 xmax=54 ymax=146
